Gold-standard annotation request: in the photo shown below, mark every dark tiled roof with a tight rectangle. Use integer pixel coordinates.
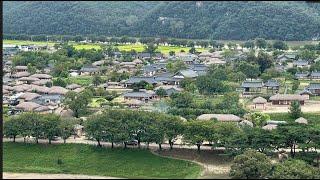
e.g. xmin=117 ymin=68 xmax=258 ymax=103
xmin=293 ymin=60 xmax=308 ymax=66
xmin=310 ymin=72 xmax=320 ymax=77
xmin=241 ymin=80 xmax=264 ymax=88
xmin=123 ymin=91 xmax=153 ymax=98
xmin=125 ymin=77 xmax=158 ymax=84
xmin=264 ymin=79 xmax=280 ymax=87
xmin=307 ymin=83 xmax=320 ymax=90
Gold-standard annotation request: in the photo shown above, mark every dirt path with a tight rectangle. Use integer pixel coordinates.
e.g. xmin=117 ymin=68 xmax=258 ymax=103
xmin=150 ymin=148 xmax=231 ymax=179
xmin=3 ymin=172 xmax=122 ymax=179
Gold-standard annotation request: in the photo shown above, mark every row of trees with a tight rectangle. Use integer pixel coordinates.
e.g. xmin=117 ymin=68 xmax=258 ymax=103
xmin=4 ymin=113 xmax=78 ymax=144
xmin=86 ymin=109 xmax=320 ymax=157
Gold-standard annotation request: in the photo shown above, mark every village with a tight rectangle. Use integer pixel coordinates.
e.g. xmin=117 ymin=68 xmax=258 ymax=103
xmin=3 ymin=40 xmax=320 ymax=125
xmin=3 ymin=38 xmax=320 ymax=179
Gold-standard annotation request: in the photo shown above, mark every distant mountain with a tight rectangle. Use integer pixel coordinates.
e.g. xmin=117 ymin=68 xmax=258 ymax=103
xmin=3 ymin=1 xmax=320 ymax=40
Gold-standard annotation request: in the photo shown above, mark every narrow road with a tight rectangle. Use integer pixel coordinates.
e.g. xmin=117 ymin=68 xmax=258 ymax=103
xmin=3 ymin=172 xmax=122 ymax=179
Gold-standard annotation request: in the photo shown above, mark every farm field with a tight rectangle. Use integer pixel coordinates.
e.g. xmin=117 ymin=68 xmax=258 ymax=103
xmin=3 ymin=142 xmax=202 ymax=179
xmin=3 ymin=40 xmax=55 ymax=46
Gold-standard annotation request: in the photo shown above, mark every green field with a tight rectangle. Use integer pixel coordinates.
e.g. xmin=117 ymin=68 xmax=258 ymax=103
xmin=3 ymin=40 xmax=55 ymax=46
xmin=4 ymin=142 xmax=202 ymax=179
xmin=267 ymin=112 xmax=320 ymax=125
xmin=116 ymin=44 xmax=209 ymax=54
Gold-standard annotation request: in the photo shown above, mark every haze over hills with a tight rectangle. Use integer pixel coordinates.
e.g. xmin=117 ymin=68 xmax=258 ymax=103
xmin=3 ymin=1 xmax=320 ymax=40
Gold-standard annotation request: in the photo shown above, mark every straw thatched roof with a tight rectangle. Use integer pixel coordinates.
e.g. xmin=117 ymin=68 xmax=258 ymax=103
xmin=3 ymin=85 xmax=13 ymax=91
xmin=19 ymin=92 xmax=41 ymax=101
xmin=269 ymin=94 xmax=305 ymax=101
xmin=262 ymin=124 xmax=278 ymax=130
xmin=10 ymin=72 xmax=30 ymax=78
xmin=31 ymin=79 xmax=52 ymax=86
xmin=30 ymin=73 xmax=52 ymax=79
xmin=18 ymin=76 xmax=40 ymax=82
xmin=15 ymin=102 xmax=41 ymax=111
xmin=14 ymin=66 xmax=28 ymax=70
xmin=253 ymin=97 xmax=267 ymax=104
xmin=73 ymin=87 xmax=85 ymax=93
xmin=48 ymin=86 xmax=69 ymax=95
xmin=197 ymin=114 xmax=241 ymax=122
xmin=239 ymin=120 xmax=254 ymax=127
xmin=27 ymin=85 xmax=50 ymax=94
xmin=3 ymin=89 xmax=10 ymax=94
xmin=66 ymin=84 xmax=81 ymax=90
xmin=34 ymin=106 xmax=50 ymax=112
xmin=60 ymin=109 xmax=74 ymax=117
xmin=12 ymin=84 xmax=32 ymax=92
xmin=295 ymin=117 xmax=308 ymax=124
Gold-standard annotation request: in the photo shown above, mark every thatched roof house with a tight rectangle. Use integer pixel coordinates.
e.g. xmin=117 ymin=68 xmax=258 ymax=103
xmin=27 ymin=85 xmax=50 ymax=94
xmin=19 ymin=92 xmax=41 ymax=101
xmin=48 ymin=86 xmax=69 ymax=95
xmin=29 ymin=74 xmax=52 ymax=79
xmin=269 ymin=94 xmax=305 ymax=105
xmin=31 ymin=79 xmax=52 ymax=86
xmin=18 ymin=76 xmax=40 ymax=82
xmin=15 ymin=102 xmax=41 ymax=111
xmin=66 ymin=84 xmax=81 ymax=90
xmin=10 ymin=71 xmax=30 ymax=78
xmin=197 ymin=114 xmax=241 ymax=122
xmin=12 ymin=84 xmax=32 ymax=92
xmin=262 ymin=124 xmax=278 ymax=131
xmin=253 ymin=97 xmax=267 ymax=104
xmin=295 ymin=117 xmax=308 ymax=124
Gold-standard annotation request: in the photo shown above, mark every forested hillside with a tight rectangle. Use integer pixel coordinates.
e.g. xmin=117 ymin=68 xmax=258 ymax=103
xmin=3 ymin=1 xmax=320 ymax=40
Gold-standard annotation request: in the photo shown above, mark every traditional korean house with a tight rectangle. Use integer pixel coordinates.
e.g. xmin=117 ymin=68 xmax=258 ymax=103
xmin=269 ymin=94 xmax=305 ymax=105
xmin=306 ymin=82 xmax=320 ymax=95
xmin=241 ymin=80 xmax=264 ymax=94
xmin=264 ymin=79 xmax=280 ymax=93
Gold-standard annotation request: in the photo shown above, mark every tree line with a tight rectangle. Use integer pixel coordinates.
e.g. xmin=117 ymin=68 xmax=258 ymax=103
xmin=4 ymin=110 xmax=320 ymax=159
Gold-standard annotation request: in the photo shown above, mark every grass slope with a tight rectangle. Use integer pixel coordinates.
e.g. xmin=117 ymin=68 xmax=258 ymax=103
xmin=3 ymin=142 xmax=201 ymax=179
xmin=267 ymin=112 xmax=320 ymax=125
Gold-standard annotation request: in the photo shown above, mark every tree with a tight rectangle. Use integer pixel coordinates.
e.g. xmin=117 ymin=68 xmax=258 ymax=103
xmin=189 ymin=47 xmax=196 ymax=54
xmin=92 ymin=74 xmax=103 ymax=86
xmin=196 ymin=75 xmax=230 ymax=95
xmin=291 ymin=80 xmax=300 ymax=93
xmin=156 ymin=88 xmax=167 ymax=99
xmin=273 ymin=40 xmax=288 ymax=50
xmin=53 ymin=77 xmax=67 ymax=87
xmin=59 ymin=118 xmax=76 ymax=143
xmin=255 ymin=38 xmax=267 ymax=49
xmin=237 ymin=62 xmax=260 ymax=80
xmin=271 ymin=159 xmax=320 ymax=179
xmin=256 ymin=51 xmax=273 ymax=73
xmin=170 ymin=92 xmax=193 ymax=108
xmin=166 ymin=60 xmax=187 ymax=73
xmin=169 ymin=51 xmax=175 ymax=56
xmin=183 ymin=120 xmax=215 ymax=152
xmin=63 ymin=90 xmax=93 ymax=118
xmin=162 ymin=116 xmax=184 ymax=149
xmin=289 ymin=100 xmax=302 ymax=119
xmin=85 ymin=116 xmax=105 ymax=147
xmin=144 ymin=43 xmax=158 ymax=58
xmin=43 ymin=114 xmax=60 ymax=144
xmin=243 ymin=40 xmax=255 ymax=49
xmin=245 ymin=112 xmax=270 ymax=127
xmin=229 ymin=149 xmax=272 ymax=179
xmin=3 ymin=117 xmax=20 ymax=142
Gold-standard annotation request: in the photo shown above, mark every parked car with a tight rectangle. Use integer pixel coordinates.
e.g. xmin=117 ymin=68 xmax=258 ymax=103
xmin=126 ymin=139 xmax=138 ymax=146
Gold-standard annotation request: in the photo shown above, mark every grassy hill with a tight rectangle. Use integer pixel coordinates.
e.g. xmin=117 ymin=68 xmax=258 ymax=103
xmin=3 ymin=142 xmax=201 ymax=179
xmin=3 ymin=1 xmax=320 ymax=40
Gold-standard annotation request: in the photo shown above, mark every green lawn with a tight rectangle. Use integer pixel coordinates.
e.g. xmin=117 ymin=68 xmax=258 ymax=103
xmin=72 ymin=43 xmax=102 ymax=50
xmin=267 ymin=112 xmax=320 ymax=125
xmin=4 ymin=142 xmax=202 ymax=179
